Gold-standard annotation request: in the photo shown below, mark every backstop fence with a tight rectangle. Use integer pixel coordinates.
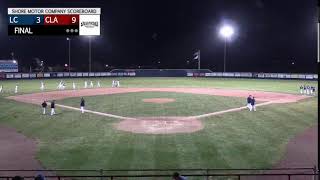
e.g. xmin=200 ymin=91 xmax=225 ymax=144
xmin=0 ymin=167 xmax=318 ymax=180
xmin=0 ymin=69 xmax=318 ymax=80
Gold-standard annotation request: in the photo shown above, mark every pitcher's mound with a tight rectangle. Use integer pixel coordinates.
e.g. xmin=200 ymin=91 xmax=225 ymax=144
xmin=142 ymin=98 xmax=175 ymax=104
xmin=116 ymin=117 xmax=203 ymax=134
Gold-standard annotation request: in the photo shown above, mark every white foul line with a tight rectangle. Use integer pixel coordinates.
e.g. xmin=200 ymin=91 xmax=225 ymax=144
xmin=56 ymin=104 xmax=135 ymax=120
xmin=188 ymin=101 xmax=274 ymax=119
xmin=56 ymin=101 xmax=274 ymax=120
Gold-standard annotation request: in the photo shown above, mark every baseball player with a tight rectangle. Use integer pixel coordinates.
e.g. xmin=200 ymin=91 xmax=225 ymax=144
xmin=250 ymin=97 xmax=256 ymax=111
xmin=303 ymin=85 xmax=306 ymax=94
xmin=112 ymin=80 xmax=115 ymax=87
xmin=40 ymin=81 xmax=45 ymax=91
xmin=90 ymin=81 xmax=94 ymax=88
xmin=306 ymin=85 xmax=310 ymax=95
xmin=246 ymin=95 xmax=252 ymax=111
xmin=97 ymin=81 xmax=101 ymax=88
xmin=50 ymin=100 xmax=56 ymax=116
xmin=80 ymin=97 xmax=85 ymax=113
xmin=311 ymin=86 xmax=316 ymax=95
xmin=61 ymin=81 xmax=66 ymax=90
xmin=299 ymin=85 xmax=303 ymax=94
xmin=41 ymin=100 xmax=47 ymax=115
xmin=0 ymin=85 xmax=3 ymax=93
xmin=116 ymin=80 xmax=120 ymax=87
xmin=72 ymin=82 xmax=76 ymax=90
xmin=84 ymin=81 xmax=88 ymax=88
xmin=57 ymin=80 xmax=62 ymax=90
xmin=14 ymin=84 xmax=18 ymax=93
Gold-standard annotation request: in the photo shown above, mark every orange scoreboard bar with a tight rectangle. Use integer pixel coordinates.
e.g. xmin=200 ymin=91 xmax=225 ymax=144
xmin=8 ymin=8 xmax=100 ymax=36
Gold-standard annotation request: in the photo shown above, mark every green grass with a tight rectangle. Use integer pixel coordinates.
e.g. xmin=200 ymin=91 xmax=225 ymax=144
xmin=0 ymin=96 xmax=317 ymax=171
xmin=0 ymin=77 xmax=317 ymax=177
xmin=59 ymin=92 xmax=248 ymax=117
xmin=0 ymin=77 xmax=317 ymax=96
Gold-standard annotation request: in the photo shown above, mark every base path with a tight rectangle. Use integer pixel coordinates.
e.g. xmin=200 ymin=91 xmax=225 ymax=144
xmin=0 ymin=126 xmax=43 ymax=176
xmin=7 ymin=87 xmax=309 ymax=105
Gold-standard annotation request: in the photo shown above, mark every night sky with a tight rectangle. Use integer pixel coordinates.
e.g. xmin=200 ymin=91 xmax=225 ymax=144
xmin=0 ymin=0 xmax=318 ymax=73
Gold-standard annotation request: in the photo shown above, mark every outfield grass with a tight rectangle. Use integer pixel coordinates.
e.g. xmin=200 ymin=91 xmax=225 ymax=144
xmin=0 ymin=77 xmax=318 ymax=96
xmin=59 ymin=92 xmax=248 ymax=117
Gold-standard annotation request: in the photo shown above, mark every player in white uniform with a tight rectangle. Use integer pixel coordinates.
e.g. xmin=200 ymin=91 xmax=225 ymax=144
xmin=72 ymin=82 xmax=76 ymax=90
xmin=40 ymin=81 xmax=45 ymax=91
xmin=84 ymin=81 xmax=88 ymax=88
xmin=14 ymin=84 xmax=18 ymax=93
xmin=90 ymin=81 xmax=94 ymax=88
xmin=97 ymin=81 xmax=101 ymax=88
xmin=0 ymin=85 xmax=3 ymax=93
xmin=57 ymin=80 xmax=62 ymax=90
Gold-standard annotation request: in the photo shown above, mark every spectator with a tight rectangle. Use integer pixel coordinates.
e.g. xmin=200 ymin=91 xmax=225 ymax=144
xmin=12 ymin=176 xmax=24 ymax=180
xmin=35 ymin=174 xmax=46 ymax=180
xmin=172 ymin=172 xmax=187 ymax=180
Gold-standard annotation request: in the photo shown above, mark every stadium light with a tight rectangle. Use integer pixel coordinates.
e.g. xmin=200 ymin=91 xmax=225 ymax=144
xmin=66 ymin=37 xmax=71 ymax=73
xmin=12 ymin=60 xmax=17 ymax=64
xmin=219 ymin=25 xmax=235 ymax=72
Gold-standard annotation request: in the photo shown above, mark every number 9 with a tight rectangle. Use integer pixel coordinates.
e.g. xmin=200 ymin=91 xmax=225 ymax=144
xmin=72 ymin=17 xmax=77 ymax=23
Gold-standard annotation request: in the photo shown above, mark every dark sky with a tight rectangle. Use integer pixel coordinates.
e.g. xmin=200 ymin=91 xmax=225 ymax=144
xmin=0 ymin=0 xmax=318 ymax=73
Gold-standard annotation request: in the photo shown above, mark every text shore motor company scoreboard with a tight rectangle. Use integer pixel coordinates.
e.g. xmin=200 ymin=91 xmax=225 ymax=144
xmin=8 ymin=8 xmax=100 ymax=36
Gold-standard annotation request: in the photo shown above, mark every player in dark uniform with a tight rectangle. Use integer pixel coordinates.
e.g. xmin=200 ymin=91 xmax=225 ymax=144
xmin=303 ymin=85 xmax=306 ymax=94
xmin=50 ymin=100 xmax=56 ymax=116
xmin=246 ymin=95 xmax=252 ymax=111
xmin=251 ymin=97 xmax=256 ymax=111
xmin=41 ymin=101 xmax=47 ymax=115
xmin=80 ymin=97 xmax=85 ymax=113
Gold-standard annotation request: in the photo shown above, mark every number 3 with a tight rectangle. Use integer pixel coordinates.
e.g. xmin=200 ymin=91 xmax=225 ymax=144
xmin=72 ymin=17 xmax=77 ymax=23
xmin=36 ymin=17 xmax=41 ymax=23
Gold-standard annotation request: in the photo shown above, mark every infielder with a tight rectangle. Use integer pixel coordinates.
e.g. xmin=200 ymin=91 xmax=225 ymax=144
xmin=72 ymin=82 xmax=76 ymax=90
xmin=84 ymin=81 xmax=88 ymax=88
xmin=14 ymin=84 xmax=18 ymax=93
xmin=250 ymin=97 xmax=256 ymax=111
xmin=41 ymin=101 xmax=47 ymax=115
xmin=90 ymin=81 xmax=94 ymax=88
xmin=80 ymin=97 xmax=85 ymax=113
xmin=303 ymin=85 xmax=306 ymax=94
xmin=97 ymin=81 xmax=101 ymax=88
xmin=246 ymin=95 xmax=252 ymax=111
xmin=40 ymin=81 xmax=45 ymax=91
xmin=0 ymin=85 xmax=3 ymax=93
xmin=50 ymin=100 xmax=56 ymax=116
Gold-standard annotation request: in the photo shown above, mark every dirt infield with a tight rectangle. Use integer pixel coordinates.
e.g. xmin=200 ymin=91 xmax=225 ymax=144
xmin=116 ymin=117 xmax=203 ymax=134
xmin=7 ymin=87 xmax=308 ymax=105
xmin=142 ymin=98 xmax=176 ymax=104
xmin=0 ymin=126 xmax=43 ymax=176
xmin=6 ymin=87 xmax=310 ymax=135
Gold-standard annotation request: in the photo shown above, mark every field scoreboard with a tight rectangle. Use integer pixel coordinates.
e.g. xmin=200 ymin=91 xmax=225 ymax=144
xmin=8 ymin=8 xmax=101 ymax=36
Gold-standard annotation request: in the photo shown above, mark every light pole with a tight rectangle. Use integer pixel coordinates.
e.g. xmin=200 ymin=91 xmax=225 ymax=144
xmin=219 ymin=25 xmax=234 ymax=72
xmin=88 ymin=36 xmax=92 ymax=72
xmin=66 ymin=38 xmax=71 ymax=73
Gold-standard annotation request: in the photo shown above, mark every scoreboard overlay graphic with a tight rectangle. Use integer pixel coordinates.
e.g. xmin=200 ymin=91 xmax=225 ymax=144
xmin=8 ymin=8 xmax=101 ymax=36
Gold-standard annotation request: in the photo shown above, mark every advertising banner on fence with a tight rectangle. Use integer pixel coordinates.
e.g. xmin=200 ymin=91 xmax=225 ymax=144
xmin=30 ymin=73 xmax=36 ymax=78
xmin=14 ymin=73 xmax=21 ymax=78
xmin=22 ymin=73 xmax=29 ymax=78
xmin=44 ymin=73 xmax=50 ymax=77
xmin=37 ymin=73 xmax=44 ymax=78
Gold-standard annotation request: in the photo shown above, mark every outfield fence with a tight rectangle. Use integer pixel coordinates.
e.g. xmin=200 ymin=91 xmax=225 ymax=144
xmin=0 ymin=69 xmax=317 ymax=80
xmin=0 ymin=167 xmax=318 ymax=180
